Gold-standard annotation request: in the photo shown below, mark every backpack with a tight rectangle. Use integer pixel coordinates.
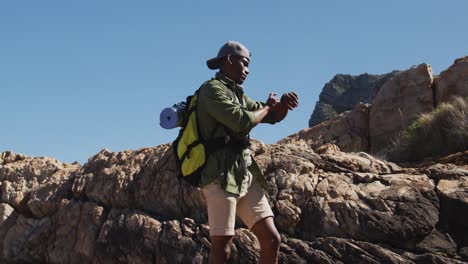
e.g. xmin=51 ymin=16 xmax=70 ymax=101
xmin=172 ymin=82 xmax=236 ymax=187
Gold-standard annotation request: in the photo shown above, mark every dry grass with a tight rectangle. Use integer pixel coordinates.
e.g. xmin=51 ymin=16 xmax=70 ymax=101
xmin=387 ymin=96 xmax=468 ymax=162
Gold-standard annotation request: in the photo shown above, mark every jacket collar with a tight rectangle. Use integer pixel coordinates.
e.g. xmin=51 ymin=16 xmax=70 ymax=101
xmin=215 ymin=72 xmax=244 ymax=93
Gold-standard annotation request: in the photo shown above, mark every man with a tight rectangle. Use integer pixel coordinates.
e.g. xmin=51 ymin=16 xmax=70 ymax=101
xmin=197 ymin=41 xmax=299 ymax=264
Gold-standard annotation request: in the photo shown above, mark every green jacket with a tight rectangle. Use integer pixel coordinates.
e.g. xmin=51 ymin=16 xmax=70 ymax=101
xmin=197 ymin=73 xmax=282 ymax=194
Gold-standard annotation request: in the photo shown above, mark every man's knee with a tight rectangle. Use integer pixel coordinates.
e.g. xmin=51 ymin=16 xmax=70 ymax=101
xmin=223 ymin=243 xmax=232 ymax=259
xmin=258 ymin=231 xmax=281 ymax=250
xmin=269 ymin=232 xmax=282 ymax=250
xmin=210 ymin=236 xmax=234 ymax=262
xmin=252 ymin=217 xmax=281 ymax=250
xmin=216 ymin=241 xmax=232 ymax=258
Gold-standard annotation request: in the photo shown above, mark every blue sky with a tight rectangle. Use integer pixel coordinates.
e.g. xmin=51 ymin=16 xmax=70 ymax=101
xmin=1 ymin=0 xmax=467 ymax=164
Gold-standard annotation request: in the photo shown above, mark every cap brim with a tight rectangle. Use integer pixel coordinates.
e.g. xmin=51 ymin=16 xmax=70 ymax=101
xmin=207 ymin=57 xmax=223 ymax=70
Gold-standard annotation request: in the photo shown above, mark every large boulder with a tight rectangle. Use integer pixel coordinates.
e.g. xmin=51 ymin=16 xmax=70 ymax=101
xmin=256 ymin=143 xmax=439 ymax=249
xmin=436 ymin=56 xmax=468 ymax=105
xmin=1 ymin=200 xmax=105 ymax=264
xmin=71 ymin=145 xmax=207 ymax=222
xmin=0 ymin=151 xmax=80 ymax=218
xmin=94 ymin=209 xmax=210 ymax=264
xmin=309 ymin=72 xmax=397 ymax=127
xmin=281 ymin=103 xmax=370 ymax=152
xmin=369 ymin=63 xmax=435 ymax=153
xmin=437 ymin=176 xmax=468 ymax=249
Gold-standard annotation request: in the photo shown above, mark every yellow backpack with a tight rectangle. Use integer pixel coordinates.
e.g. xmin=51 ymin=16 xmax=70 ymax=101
xmin=172 ymin=84 xmax=235 ymax=187
xmin=172 ymin=89 xmax=206 ymax=186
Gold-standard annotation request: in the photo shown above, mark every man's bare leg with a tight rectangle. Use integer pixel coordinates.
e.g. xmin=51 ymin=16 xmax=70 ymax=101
xmin=251 ymin=216 xmax=281 ymax=264
xmin=209 ymin=235 xmax=234 ymax=264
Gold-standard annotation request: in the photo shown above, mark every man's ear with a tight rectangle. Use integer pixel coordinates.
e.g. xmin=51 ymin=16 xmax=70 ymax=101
xmin=226 ymin=54 xmax=233 ymax=65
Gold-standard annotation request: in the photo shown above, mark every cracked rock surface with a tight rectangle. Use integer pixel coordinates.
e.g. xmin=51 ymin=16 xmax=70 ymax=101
xmin=1 ymin=143 xmax=467 ymax=263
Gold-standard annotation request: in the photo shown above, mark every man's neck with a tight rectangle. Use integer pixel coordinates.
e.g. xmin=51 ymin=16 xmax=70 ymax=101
xmin=217 ymin=72 xmax=238 ymax=85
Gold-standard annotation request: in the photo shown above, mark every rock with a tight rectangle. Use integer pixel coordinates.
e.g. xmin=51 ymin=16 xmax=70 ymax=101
xmin=0 ymin=202 xmax=15 ymax=225
xmin=370 ymin=63 xmax=435 ymax=153
xmin=460 ymin=246 xmax=468 ymax=262
xmin=416 ymin=229 xmax=458 ymax=257
xmin=48 ymin=200 xmax=106 ymax=264
xmin=404 ymin=252 xmax=467 ymax=264
xmin=437 ymin=177 xmax=468 ymax=248
xmin=275 ymin=199 xmax=302 ymax=236
xmin=305 ymin=58 xmax=468 ymax=161
xmin=319 ymin=150 xmax=401 ymax=174
xmin=301 ymin=172 xmax=439 ymax=248
xmin=438 ymin=150 xmax=468 ymax=166
xmin=311 ymin=237 xmax=411 ymax=263
xmin=0 ymin=200 xmax=105 ymax=264
xmin=309 ymin=72 xmax=398 ymax=127
xmin=229 ymin=229 xmax=261 ymax=263
xmin=312 ymin=237 xmax=467 ymax=264
xmin=94 ymin=209 xmax=209 ymax=264
xmin=2 ymin=214 xmax=51 ymax=263
xmin=424 ymin=163 xmax=468 ymax=181
xmin=280 ymin=236 xmax=339 ymax=263
xmin=0 ymin=152 xmax=80 ymax=217
xmin=0 ymin=151 xmax=26 ymax=165
xmin=282 ymin=103 xmax=371 ymax=152
xmin=436 ymin=56 xmax=468 ymax=105
xmin=1 ymin=144 xmax=467 ymax=263
xmin=316 ymin=143 xmax=341 ymax=154
xmin=0 ymin=203 xmax=17 ymax=263
xmin=254 ymin=143 xmax=439 ymax=250
xmin=72 ymin=145 xmax=207 ymax=222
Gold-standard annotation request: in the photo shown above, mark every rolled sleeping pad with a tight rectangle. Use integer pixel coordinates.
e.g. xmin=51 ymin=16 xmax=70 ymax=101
xmin=160 ymin=107 xmax=181 ymax=129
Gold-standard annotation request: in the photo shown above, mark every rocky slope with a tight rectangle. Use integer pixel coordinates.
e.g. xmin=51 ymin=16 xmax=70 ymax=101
xmin=1 ymin=142 xmax=467 ymax=263
xmin=309 ymin=72 xmax=397 ymax=127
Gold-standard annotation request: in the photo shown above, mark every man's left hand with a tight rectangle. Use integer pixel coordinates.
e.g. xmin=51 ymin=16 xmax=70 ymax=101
xmin=281 ymin=92 xmax=299 ymax=110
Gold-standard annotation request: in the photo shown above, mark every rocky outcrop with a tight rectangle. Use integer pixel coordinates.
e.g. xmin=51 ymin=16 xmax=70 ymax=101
xmin=1 ymin=143 xmax=467 ymax=263
xmin=0 ymin=151 xmax=80 ymax=218
xmin=281 ymin=103 xmax=370 ymax=152
xmin=437 ymin=176 xmax=468 ymax=251
xmin=369 ymin=63 xmax=435 ymax=153
xmin=259 ymin=143 xmax=438 ymax=248
xmin=300 ymin=60 xmax=468 ymax=155
xmin=309 ymin=72 xmax=397 ymax=127
xmin=72 ymin=144 xmax=208 ymax=222
xmin=291 ymin=64 xmax=436 ymax=154
xmin=436 ymin=56 xmax=468 ymax=105
xmin=304 ymin=57 xmax=468 ymax=159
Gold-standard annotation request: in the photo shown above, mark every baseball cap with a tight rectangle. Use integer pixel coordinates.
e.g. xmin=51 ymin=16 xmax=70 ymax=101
xmin=206 ymin=41 xmax=251 ymax=70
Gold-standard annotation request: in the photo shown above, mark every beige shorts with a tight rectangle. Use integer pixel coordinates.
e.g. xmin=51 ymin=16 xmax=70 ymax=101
xmin=202 ymin=173 xmax=274 ymax=237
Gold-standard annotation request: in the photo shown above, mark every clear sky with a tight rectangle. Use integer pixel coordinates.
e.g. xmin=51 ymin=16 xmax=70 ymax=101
xmin=1 ymin=0 xmax=467 ymax=164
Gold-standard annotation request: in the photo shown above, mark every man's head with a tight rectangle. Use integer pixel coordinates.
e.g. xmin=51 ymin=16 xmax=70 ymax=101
xmin=207 ymin=41 xmax=251 ymax=85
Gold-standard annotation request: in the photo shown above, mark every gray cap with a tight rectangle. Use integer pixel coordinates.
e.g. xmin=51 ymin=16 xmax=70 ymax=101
xmin=206 ymin=41 xmax=251 ymax=70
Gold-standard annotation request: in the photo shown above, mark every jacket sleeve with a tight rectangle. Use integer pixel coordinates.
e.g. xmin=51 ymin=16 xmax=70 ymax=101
xmin=243 ymin=94 xmax=283 ymax=124
xmin=198 ymin=81 xmax=257 ymax=134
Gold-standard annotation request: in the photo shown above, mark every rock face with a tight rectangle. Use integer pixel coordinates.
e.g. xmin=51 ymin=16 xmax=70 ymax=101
xmin=0 ymin=151 xmax=80 ymax=218
xmin=436 ymin=56 xmax=468 ymax=105
xmin=309 ymin=72 xmax=397 ymax=127
xmin=369 ymin=63 xmax=435 ymax=153
xmin=299 ymin=63 xmax=444 ymax=155
xmin=281 ymin=103 xmax=370 ymax=152
xmin=304 ymin=57 xmax=468 ymax=158
xmin=1 ymin=143 xmax=467 ymax=263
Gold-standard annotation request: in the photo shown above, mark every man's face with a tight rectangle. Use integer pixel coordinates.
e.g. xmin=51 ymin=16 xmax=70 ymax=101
xmin=228 ymin=55 xmax=250 ymax=85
